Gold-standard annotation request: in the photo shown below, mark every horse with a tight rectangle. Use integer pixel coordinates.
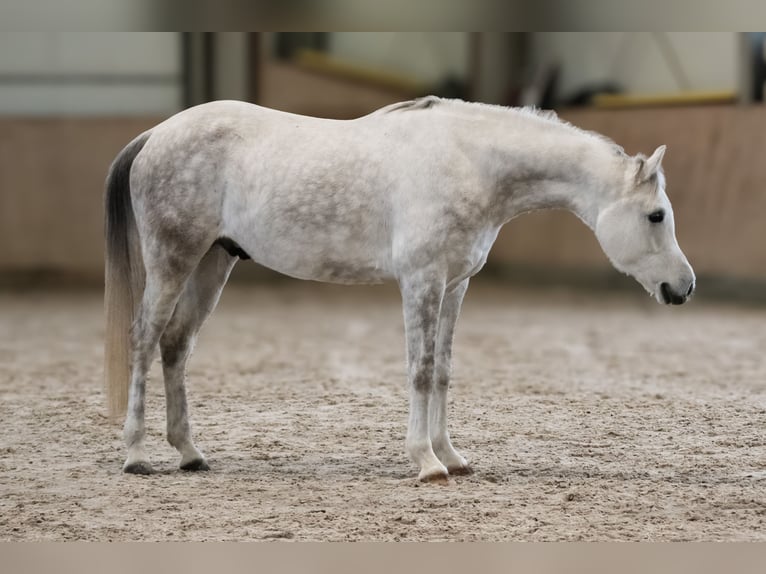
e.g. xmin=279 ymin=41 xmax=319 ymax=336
xmin=104 ymin=96 xmax=695 ymax=482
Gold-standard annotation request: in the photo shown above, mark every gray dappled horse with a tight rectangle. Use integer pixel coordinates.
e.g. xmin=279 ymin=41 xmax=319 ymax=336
xmin=104 ymin=97 xmax=695 ymax=482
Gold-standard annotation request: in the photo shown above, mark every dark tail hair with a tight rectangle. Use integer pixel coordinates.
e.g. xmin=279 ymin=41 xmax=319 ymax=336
xmin=104 ymin=132 xmax=150 ymax=419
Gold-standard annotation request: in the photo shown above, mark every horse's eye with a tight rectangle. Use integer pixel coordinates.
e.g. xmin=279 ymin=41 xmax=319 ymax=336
xmin=648 ymin=210 xmax=665 ymax=223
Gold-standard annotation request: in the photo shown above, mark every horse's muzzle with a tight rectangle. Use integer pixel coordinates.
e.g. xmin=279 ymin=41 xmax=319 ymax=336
xmin=661 ymin=281 xmax=694 ymax=305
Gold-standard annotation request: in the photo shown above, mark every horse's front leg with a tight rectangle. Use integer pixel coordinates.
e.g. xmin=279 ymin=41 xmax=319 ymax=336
xmin=430 ymin=278 xmax=472 ymax=475
xmin=399 ymin=269 xmax=449 ymax=483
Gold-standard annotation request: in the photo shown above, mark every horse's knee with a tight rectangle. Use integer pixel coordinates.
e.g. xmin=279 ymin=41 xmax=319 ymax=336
xmin=411 ymin=361 xmax=435 ymax=392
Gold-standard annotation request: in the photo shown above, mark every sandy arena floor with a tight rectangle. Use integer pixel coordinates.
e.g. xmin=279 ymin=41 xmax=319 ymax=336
xmin=0 ymin=281 xmax=765 ymax=541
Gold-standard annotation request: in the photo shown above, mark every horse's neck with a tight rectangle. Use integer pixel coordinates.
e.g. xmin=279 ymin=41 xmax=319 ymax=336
xmin=470 ymin=117 xmax=624 ymax=230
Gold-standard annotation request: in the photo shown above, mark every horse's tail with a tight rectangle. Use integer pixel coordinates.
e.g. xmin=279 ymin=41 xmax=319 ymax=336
xmin=104 ymin=131 xmax=150 ymax=420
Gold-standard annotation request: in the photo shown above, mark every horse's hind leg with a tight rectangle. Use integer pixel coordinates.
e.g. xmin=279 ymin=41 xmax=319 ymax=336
xmin=430 ymin=278 xmax=472 ymax=475
xmin=123 ymin=268 xmax=191 ymax=474
xmin=159 ymin=245 xmax=236 ymax=471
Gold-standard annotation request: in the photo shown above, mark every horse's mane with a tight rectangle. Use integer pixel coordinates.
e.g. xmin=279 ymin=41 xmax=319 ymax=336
xmin=380 ymin=96 xmax=625 ymax=156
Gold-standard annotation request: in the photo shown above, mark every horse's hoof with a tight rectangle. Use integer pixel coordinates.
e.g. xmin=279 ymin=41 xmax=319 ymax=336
xmin=180 ymin=458 xmax=210 ymax=472
xmin=448 ymin=464 xmax=474 ymax=476
xmin=419 ymin=468 xmax=450 ymax=485
xmin=123 ymin=461 xmax=154 ymax=475
xmin=423 ymin=473 xmax=451 ymax=485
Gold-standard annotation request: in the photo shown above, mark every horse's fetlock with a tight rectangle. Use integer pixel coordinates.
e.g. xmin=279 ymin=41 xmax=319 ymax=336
xmin=166 ymin=433 xmax=183 ymax=449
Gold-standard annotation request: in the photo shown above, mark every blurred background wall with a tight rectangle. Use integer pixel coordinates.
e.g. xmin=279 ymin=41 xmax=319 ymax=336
xmin=1 ymin=32 xmax=764 ymax=298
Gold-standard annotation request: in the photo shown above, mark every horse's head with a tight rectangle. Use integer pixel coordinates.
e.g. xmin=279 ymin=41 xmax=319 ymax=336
xmin=595 ymin=145 xmax=695 ymax=305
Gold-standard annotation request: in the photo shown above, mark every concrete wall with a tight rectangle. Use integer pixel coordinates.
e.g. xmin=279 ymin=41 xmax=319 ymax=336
xmin=258 ymin=58 xmax=406 ymax=120
xmin=0 ymin=33 xmax=182 ymax=116
xmin=0 ymin=117 xmax=159 ymax=282
xmin=530 ymin=33 xmax=739 ymax=98
xmin=328 ymin=33 xmax=469 ymax=86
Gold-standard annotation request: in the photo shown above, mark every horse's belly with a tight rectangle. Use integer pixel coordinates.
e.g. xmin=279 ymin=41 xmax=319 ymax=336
xmin=253 ymin=252 xmax=392 ymax=285
xmin=244 ymin=233 xmax=393 ymax=285
xmin=225 ymin=180 xmax=394 ymax=284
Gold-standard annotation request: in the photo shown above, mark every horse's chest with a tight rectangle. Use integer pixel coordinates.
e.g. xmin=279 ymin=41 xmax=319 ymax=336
xmin=445 ymin=227 xmax=499 ymax=285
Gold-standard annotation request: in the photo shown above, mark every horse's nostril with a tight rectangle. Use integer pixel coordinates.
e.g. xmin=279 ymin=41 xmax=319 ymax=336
xmin=660 ymin=282 xmax=672 ymax=304
xmin=661 ymin=282 xmax=687 ymax=305
xmin=686 ymin=282 xmax=695 ymax=297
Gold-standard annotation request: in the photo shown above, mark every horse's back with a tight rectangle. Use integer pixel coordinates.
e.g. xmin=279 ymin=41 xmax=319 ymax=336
xmin=127 ymin=100 xmax=475 ymax=285
xmin=130 ymin=101 xmax=405 ymax=283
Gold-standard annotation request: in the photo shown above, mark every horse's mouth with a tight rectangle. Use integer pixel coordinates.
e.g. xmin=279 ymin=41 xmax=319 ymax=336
xmin=660 ymin=282 xmax=687 ymax=305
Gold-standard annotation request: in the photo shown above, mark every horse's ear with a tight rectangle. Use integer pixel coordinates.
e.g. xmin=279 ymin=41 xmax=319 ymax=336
xmin=636 ymin=145 xmax=666 ymax=183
